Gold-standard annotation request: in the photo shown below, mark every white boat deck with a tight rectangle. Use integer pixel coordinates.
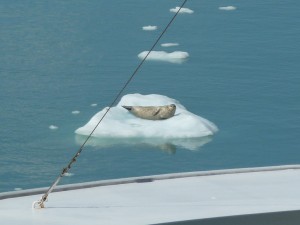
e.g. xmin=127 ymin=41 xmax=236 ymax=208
xmin=1 ymin=165 xmax=300 ymax=225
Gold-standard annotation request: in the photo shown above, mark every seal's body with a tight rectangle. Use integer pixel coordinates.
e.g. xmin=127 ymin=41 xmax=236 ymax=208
xmin=122 ymin=104 xmax=176 ymax=120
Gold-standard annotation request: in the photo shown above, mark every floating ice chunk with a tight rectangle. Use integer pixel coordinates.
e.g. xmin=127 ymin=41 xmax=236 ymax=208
xmin=161 ymin=43 xmax=179 ymax=47
xmin=91 ymin=103 xmax=98 ymax=107
xmin=219 ymin=6 xmax=237 ymax=11
xmin=142 ymin=25 xmax=157 ymax=31
xmin=75 ymin=94 xmax=218 ymax=150
xmin=72 ymin=110 xmax=80 ymax=114
xmin=63 ymin=173 xmax=74 ymax=177
xmin=170 ymin=7 xmax=194 ymax=14
xmin=138 ymin=51 xmax=189 ymax=63
xmin=49 ymin=125 xmax=58 ymax=130
xmin=14 ymin=188 xmax=22 ymax=191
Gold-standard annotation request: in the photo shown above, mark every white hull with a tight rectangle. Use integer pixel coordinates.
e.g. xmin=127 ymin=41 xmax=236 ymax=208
xmin=1 ymin=165 xmax=300 ymax=225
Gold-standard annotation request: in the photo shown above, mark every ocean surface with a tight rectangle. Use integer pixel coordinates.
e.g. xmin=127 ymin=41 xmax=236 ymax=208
xmin=0 ymin=0 xmax=299 ymax=193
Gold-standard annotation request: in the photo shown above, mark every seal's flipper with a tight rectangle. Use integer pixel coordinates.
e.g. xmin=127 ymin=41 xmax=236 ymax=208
xmin=152 ymin=108 xmax=161 ymax=116
xmin=122 ymin=106 xmax=132 ymax=111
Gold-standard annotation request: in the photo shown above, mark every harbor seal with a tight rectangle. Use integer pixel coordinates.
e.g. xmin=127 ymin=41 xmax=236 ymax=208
xmin=122 ymin=104 xmax=176 ymax=120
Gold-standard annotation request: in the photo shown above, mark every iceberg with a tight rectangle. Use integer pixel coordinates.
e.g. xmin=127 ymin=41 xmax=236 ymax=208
xmin=138 ymin=51 xmax=189 ymax=63
xmin=75 ymin=94 xmax=218 ymax=150
xmin=170 ymin=7 xmax=194 ymax=14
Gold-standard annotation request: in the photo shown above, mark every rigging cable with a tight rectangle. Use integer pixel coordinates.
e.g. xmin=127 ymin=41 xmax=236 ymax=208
xmin=33 ymin=0 xmax=188 ymax=209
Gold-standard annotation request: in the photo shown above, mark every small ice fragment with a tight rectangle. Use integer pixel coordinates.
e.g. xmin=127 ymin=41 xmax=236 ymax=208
xmin=219 ymin=6 xmax=237 ymax=11
xmin=14 ymin=188 xmax=22 ymax=191
xmin=142 ymin=25 xmax=157 ymax=31
xmin=63 ymin=173 xmax=74 ymax=177
xmin=72 ymin=110 xmax=80 ymax=114
xmin=91 ymin=103 xmax=98 ymax=107
xmin=49 ymin=125 xmax=58 ymax=130
xmin=161 ymin=43 xmax=179 ymax=47
xmin=170 ymin=7 xmax=194 ymax=14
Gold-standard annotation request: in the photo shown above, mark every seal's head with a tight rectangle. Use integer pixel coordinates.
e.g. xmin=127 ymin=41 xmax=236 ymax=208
xmin=168 ymin=104 xmax=176 ymax=115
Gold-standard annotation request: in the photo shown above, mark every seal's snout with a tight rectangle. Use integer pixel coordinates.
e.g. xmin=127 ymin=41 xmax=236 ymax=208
xmin=122 ymin=106 xmax=132 ymax=111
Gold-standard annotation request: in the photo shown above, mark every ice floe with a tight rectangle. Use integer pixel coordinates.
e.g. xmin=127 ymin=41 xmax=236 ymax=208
xmin=170 ymin=7 xmax=194 ymax=14
xmin=142 ymin=25 xmax=157 ymax=31
xmin=91 ymin=103 xmax=98 ymax=107
xmin=75 ymin=94 xmax=218 ymax=150
xmin=161 ymin=43 xmax=179 ymax=47
xmin=219 ymin=6 xmax=237 ymax=11
xmin=138 ymin=51 xmax=189 ymax=63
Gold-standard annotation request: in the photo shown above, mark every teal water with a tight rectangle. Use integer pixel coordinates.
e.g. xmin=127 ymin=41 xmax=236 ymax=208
xmin=0 ymin=0 xmax=299 ymax=192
